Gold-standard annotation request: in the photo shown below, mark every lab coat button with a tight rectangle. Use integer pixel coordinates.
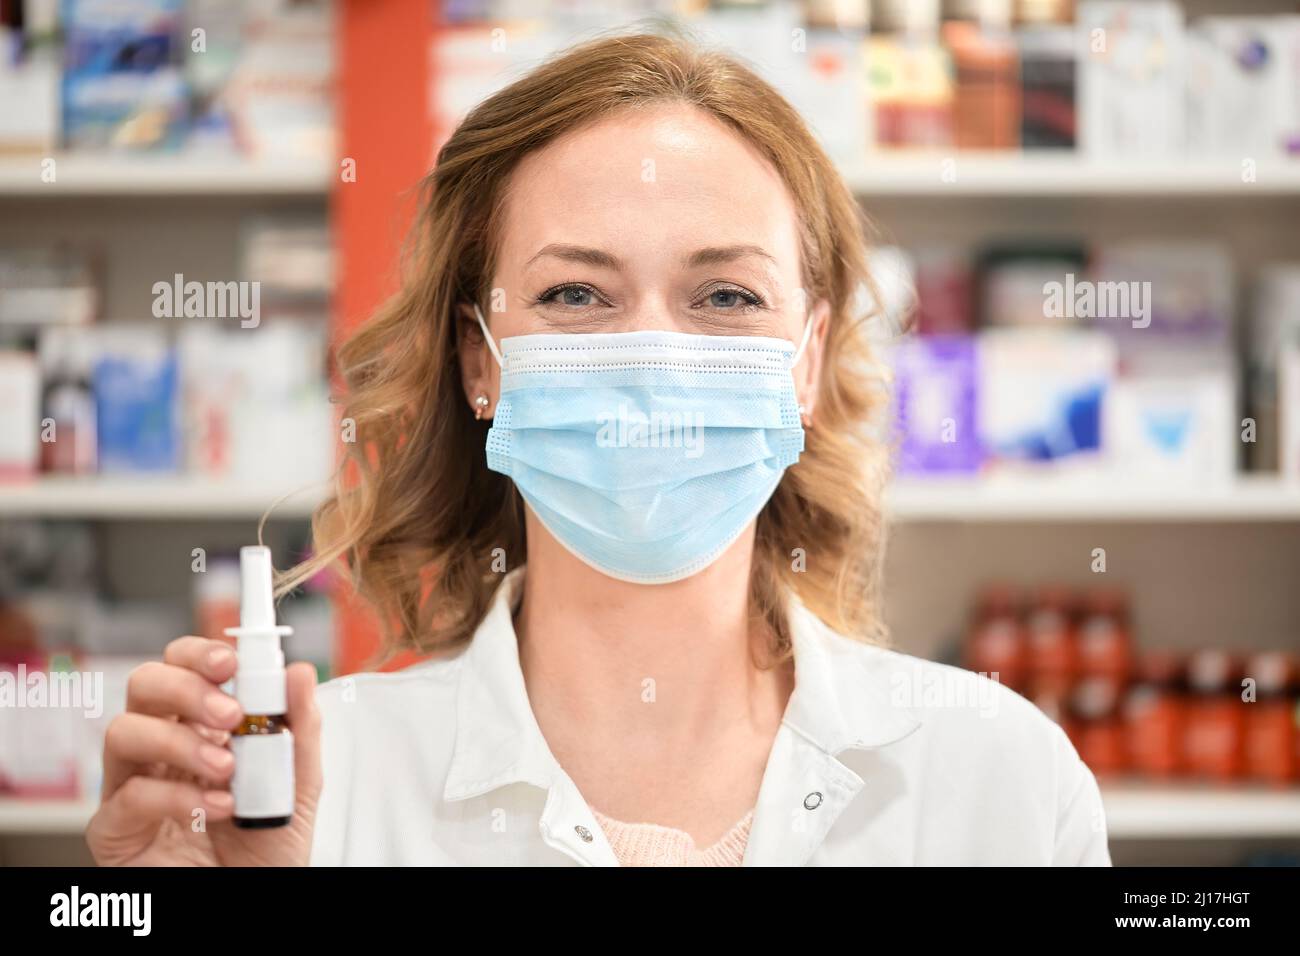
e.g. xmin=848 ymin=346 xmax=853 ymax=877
xmin=803 ymin=791 xmax=823 ymax=810
xmin=575 ymin=824 xmax=594 ymax=843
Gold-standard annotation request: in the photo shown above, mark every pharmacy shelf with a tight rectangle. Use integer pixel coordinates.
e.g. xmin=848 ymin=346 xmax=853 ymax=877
xmin=3 ymin=476 xmax=1296 ymax=522
xmin=844 ymin=154 xmax=1300 ymax=197
xmin=886 ymin=476 xmax=1300 ymax=523
xmin=0 ymin=154 xmax=332 ymax=198
xmin=1102 ymin=784 xmax=1300 ymax=840
xmin=0 ymin=477 xmax=327 ymax=519
xmin=1 ymin=787 xmax=1298 ymax=839
xmin=0 ymin=798 xmax=97 ymax=835
xmin=4 ymin=154 xmax=1298 ymax=200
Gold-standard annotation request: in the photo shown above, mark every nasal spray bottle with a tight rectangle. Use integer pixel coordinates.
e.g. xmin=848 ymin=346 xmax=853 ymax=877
xmin=224 ymin=546 xmax=294 ymax=829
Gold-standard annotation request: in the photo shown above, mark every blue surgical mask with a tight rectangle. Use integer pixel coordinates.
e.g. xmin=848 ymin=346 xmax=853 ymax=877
xmin=475 ymin=306 xmax=812 ymax=584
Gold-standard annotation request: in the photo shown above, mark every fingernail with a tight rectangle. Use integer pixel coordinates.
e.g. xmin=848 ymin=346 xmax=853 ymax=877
xmin=205 ymin=692 xmax=241 ymax=724
xmin=199 ymin=743 xmax=233 ymax=773
xmin=207 ymin=648 xmax=235 ymax=670
xmin=205 ymin=791 xmax=234 ymax=811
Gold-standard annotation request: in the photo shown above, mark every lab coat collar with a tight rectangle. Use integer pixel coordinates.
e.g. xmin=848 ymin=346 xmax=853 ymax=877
xmin=443 ymin=567 xmax=922 ymax=803
xmin=443 ymin=568 xmax=554 ymax=801
xmin=781 ymin=594 xmax=924 ymax=754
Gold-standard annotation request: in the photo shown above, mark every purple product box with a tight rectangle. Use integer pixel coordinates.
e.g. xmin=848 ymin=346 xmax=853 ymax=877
xmin=891 ymin=335 xmax=982 ymax=475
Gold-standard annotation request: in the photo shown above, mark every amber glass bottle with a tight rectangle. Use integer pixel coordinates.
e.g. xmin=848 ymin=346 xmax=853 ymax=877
xmin=232 ymin=714 xmax=294 ymax=828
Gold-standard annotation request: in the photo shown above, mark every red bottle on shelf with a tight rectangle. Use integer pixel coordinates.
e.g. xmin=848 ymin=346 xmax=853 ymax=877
xmin=1077 ymin=589 xmax=1133 ymax=681
xmin=1184 ymin=650 xmax=1246 ymax=781
xmin=1072 ymin=676 xmax=1128 ymax=777
xmin=1026 ymin=585 xmax=1079 ymax=684
xmin=1029 ymin=674 xmax=1078 ymax=741
xmin=1243 ymin=651 xmax=1297 ymax=785
xmin=1124 ymin=650 xmax=1186 ymax=778
xmin=1022 ymin=587 xmax=1080 ymax=741
xmin=966 ymin=585 xmax=1028 ymax=692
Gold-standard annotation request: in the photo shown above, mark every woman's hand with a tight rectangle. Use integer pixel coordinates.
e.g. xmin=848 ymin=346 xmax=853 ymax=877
xmin=86 ymin=637 xmax=322 ymax=866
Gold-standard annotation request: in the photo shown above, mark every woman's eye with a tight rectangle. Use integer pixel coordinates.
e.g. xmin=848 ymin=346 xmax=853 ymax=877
xmin=538 ymin=284 xmax=599 ymax=308
xmin=559 ymin=287 xmax=593 ymax=307
xmin=701 ymin=287 xmax=762 ymax=310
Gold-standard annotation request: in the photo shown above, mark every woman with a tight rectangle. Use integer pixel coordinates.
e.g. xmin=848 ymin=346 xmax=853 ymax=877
xmin=88 ymin=33 xmax=1110 ymax=866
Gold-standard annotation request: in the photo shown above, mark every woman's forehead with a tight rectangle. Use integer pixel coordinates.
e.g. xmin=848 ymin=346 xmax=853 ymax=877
xmin=498 ymin=104 xmax=802 ymax=269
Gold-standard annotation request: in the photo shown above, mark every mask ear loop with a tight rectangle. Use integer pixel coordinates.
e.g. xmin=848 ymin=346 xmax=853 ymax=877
xmin=790 ymin=315 xmax=816 ymax=425
xmin=790 ymin=314 xmax=816 ymax=369
xmin=473 ymin=304 xmax=504 ymax=368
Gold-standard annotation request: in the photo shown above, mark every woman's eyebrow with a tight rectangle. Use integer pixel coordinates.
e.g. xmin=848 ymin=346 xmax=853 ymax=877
xmin=526 ymin=243 xmax=624 ymax=270
xmin=685 ymin=245 xmax=776 ymax=268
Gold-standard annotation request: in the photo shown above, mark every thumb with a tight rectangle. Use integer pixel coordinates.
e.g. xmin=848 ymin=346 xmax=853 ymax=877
xmin=286 ymin=662 xmax=322 ymax=802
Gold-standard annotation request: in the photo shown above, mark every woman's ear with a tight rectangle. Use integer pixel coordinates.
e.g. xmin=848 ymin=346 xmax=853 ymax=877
xmin=796 ymin=298 xmax=831 ymax=427
xmin=456 ymin=303 xmax=500 ymax=420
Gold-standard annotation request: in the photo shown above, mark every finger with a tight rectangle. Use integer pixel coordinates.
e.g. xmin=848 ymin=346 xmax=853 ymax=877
xmin=90 ymin=775 xmax=234 ymax=852
xmin=286 ymin=662 xmax=322 ymax=799
xmin=102 ymin=712 xmax=235 ymax=799
xmin=126 ymin=660 xmax=243 ymax=729
xmin=186 ymin=721 xmax=231 ymax=747
xmin=163 ymin=636 xmax=238 ymax=685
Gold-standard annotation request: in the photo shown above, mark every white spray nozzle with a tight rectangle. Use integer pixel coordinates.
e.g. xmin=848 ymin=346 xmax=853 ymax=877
xmin=224 ymin=546 xmax=292 ymax=714
xmin=238 ymin=545 xmax=277 ymax=630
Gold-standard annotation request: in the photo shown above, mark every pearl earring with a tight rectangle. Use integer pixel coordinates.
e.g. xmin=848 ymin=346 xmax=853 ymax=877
xmin=474 ymin=395 xmax=490 ymax=420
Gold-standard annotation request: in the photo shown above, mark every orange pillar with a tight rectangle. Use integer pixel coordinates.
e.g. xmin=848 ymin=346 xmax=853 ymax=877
xmin=332 ymin=0 xmax=435 ymax=675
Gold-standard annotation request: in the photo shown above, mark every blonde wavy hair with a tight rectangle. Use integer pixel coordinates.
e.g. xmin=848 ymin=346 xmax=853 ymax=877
xmin=283 ymin=31 xmax=891 ymax=663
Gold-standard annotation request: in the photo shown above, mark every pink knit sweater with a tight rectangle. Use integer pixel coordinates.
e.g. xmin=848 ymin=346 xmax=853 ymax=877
xmin=591 ymin=807 xmax=754 ymax=867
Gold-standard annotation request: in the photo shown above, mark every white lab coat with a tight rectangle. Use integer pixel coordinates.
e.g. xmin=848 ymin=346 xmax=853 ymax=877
xmin=310 ymin=568 xmax=1112 ymax=866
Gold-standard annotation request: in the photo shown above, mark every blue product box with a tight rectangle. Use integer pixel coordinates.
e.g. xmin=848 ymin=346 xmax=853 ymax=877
xmin=93 ymin=337 xmax=179 ymax=473
xmin=61 ymin=0 xmax=187 ymax=150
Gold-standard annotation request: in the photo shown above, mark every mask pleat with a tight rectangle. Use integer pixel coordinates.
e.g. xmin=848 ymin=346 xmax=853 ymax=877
xmin=483 ymin=330 xmax=806 ymax=584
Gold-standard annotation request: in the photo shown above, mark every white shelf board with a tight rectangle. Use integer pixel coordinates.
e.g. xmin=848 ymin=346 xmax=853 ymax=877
xmin=0 ymin=477 xmax=327 ymax=519
xmin=886 ymin=476 xmax=1300 ymax=522
xmin=3 ymin=476 xmax=1296 ymax=523
xmin=2 ymin=788 xmax=1296 ymax=838
xmin=1102 ymin=784 xmax=1300 ymax=840
xmin=4 ymin=153 xmax=1297 ymax=199
xmin=845 ymin=154 xmax=1300 ymax=197
xmin=0 ymin=798 xmax=97 ymax=835
xmin=0 ymin=154 xmax=332 ymax=197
